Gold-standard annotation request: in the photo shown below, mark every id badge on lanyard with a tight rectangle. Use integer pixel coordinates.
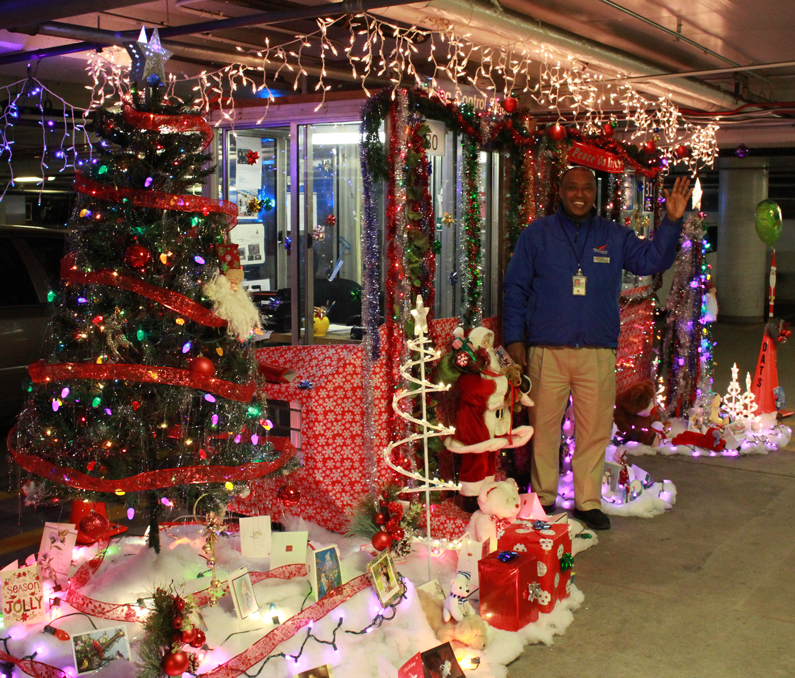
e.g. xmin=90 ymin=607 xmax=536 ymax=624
xmin=573 ymin=268 xmax=586 ymax=296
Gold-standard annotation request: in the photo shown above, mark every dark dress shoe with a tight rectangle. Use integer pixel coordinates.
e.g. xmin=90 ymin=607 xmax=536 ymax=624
xmin=573 ymin=508 xmax=611 ymax=530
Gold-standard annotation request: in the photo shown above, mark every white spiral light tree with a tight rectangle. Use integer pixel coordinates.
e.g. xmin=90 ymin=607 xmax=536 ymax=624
xmin=382 ymin=297 xmax=460 ymax=577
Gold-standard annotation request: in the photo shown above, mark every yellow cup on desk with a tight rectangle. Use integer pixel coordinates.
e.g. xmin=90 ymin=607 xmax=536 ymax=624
xmin=313 ymin=306 xmax=330 ymax=336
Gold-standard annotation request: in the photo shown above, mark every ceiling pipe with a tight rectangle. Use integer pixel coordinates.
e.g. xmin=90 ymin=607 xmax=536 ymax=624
xmin=2 ymin=22 xmax=392 ymax=86
xmin=9 ymin=0 xmax=420 ymax=38
xmin=0 ymin=0 xmax=144 ymax=31
xmin=373 ymin=0 xmax=740 ymax=111
xmin=606 ymin=59 xmax=795 ymax=83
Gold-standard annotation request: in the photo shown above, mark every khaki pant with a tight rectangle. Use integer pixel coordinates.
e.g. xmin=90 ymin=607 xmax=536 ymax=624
xmin=527 ymin=346 xmax=616 ymax=511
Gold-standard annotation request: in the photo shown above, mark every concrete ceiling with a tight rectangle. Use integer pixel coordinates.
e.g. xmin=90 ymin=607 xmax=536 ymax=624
xmin=0 ymin=0 xmax=791 ymax=192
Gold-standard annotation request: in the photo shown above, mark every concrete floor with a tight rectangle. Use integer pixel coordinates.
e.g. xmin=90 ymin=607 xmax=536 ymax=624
xmin=510 ymin=321 xmax=795 ymax=678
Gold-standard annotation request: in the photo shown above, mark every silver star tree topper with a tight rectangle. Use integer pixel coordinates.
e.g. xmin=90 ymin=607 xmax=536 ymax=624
xmin=126 ymin=27 xmax=172 ymax=87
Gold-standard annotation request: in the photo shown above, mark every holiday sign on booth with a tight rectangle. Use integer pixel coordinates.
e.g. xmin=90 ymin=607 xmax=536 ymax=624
xmin=568 ymin=142 xmax=624 ymax=173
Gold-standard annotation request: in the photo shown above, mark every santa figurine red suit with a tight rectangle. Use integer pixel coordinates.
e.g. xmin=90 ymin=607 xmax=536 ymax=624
xmin=444 ymin=327 xmax=534 ymax=509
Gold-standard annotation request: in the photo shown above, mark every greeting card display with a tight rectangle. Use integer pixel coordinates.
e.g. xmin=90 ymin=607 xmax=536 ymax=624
xmin=71 ymin=625 xmax=130 ymax=675
xmin=1 ymin=564 xmax=45 ymax=624
xmin=228 ymin=567 xmax=259 ymax=620
xmin=294 ymin=664 xmax=335 ymax=678
xmin=309 ymin=545 xmax=342 ymax=601
xmin=239 ymin=515 xmax=271 ymax=559
xmin=367 ymin=551 xmax=402 ymax=607
xmin=385 ymin=648 xmax=459 ymax=678
xmin=420 ymin=642 xmax=465 ymax=678
xmin=38 ymin=522 xmax=77 ymax=583
xmin=269 ymin=531 xmax=308 ymax=570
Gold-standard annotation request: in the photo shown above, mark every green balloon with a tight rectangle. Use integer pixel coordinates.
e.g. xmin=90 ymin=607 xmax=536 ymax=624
xmin=754 ymin=199 xmax=782 ymax=247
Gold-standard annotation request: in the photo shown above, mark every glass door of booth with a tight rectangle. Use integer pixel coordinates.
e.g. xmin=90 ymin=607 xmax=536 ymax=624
xmin=223 ymin=121 xmax=363 ymax=345
xmin=296 ymin=121 xmax=363 ymax=344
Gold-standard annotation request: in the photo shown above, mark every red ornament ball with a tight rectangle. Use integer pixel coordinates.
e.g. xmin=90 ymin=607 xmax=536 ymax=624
xmin=125 ymin=244 xmax=151 ymax=270
xmin=642 ymin=139 xmax=657 ymax=154
xmin=181 ymin=628 xmax=198 ymax=645
xmin=191 ymin=356 xmax=216 ymax=378
xmin=602 ymin=122 xmax=615 ymax=138
xmin=548 ymin=123 xmax=566 ymax=142
xmin=371 ymin=531 xmax=393 ymax=551
xmin=277 ymin=482 xmax=301 ymax=508
xmin=162 ymin=651 xmax=190 ymax=676
xmin=190 ymin=629 xmax=206 ymax=648
xmin=172 ymin=615 xmax=183 ymax=630
xmin=502 ymin=96 xmax=518 ymax=113
xmin=374 ymin=511 xmax=387 ymax=525
xmin=174 ymin=597 xmax=185 ymax=612
xmin=675 ymin=144 xmax=690 ymax=159
xmin=78 ymin=512 xmax=109 ymax=540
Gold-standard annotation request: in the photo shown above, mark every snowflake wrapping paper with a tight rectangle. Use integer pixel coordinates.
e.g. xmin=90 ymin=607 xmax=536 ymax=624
xmin=497 ymin=521 xmax=572 ymax=615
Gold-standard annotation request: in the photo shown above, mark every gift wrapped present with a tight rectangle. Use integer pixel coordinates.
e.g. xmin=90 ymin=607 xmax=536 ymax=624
xmin=478 ymin=550 xmax=540 ymax=631
xmin=497 ymin=519 xmax=573 ymax=614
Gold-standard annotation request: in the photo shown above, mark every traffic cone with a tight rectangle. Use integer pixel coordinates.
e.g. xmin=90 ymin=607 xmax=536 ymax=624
xmin=750 ymin=332 xmax=779 ymax=415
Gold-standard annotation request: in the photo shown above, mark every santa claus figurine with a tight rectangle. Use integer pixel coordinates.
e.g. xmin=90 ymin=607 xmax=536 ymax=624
xmin=203 ymin=243 xmax=262 ymax=342
xmin=444 ymin=327 xmax=534 ymax=511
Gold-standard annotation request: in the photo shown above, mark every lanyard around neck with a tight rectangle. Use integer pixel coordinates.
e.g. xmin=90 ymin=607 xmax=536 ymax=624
xmin=559 ymin=213 xmax=591 ymax=274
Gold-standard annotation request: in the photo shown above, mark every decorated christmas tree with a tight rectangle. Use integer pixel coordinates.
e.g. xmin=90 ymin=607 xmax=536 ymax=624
xmin=10 ymin=31 xmax=295 ymax=551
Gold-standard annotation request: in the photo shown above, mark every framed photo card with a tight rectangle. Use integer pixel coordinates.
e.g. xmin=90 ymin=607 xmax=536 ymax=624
xmin=228 ymin=568 xmax=259 ymax=620
xmin=310 ymin=545 xmax=342 ymax=601
xmin=366 ymin=551 xmax=402 ymax=607
xmin=71 ymin=625 xmax=130 ymax=675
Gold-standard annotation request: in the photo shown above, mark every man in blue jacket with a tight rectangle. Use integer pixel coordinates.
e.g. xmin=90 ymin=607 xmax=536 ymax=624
xmin=503 ymin=166 xmax=691 ymax=530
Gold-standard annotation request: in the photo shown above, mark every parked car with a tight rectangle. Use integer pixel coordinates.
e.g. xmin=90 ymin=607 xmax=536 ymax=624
xmin=0 ymin=225 xmax=68 ymax=421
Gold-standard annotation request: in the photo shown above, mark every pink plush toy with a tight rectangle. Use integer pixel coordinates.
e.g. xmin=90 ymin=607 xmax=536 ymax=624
xmin=465 ymin=479 xmax=522 ymax=542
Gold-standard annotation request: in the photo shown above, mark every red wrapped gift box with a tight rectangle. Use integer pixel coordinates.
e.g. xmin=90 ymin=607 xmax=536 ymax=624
xmin=478 ymin=550 xmax=540 ymax=631
xmin=497 ymin=520 xmax=572 ymax=614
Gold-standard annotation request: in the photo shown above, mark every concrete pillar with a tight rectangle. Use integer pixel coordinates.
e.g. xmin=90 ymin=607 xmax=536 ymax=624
xmin=717 ymin=157 xmax=769 ymax=322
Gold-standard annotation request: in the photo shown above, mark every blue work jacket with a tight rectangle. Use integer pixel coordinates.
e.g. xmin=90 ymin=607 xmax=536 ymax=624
xmin=503 ymin=206 xmax=682 ymax=349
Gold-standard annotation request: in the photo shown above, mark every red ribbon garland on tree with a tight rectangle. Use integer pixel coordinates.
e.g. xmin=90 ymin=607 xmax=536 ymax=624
xmin=28 ymin=361 xmax=255 ymax=402
xmin=75 ymin=174 xmax=238 ymax=228
xmin=122 ymin=101 xmax=215 ymax=150
xmin=61 ymin=257 xmax=227 ymax=329
xmin=8 ymin=428 xmax=297 ymax=492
